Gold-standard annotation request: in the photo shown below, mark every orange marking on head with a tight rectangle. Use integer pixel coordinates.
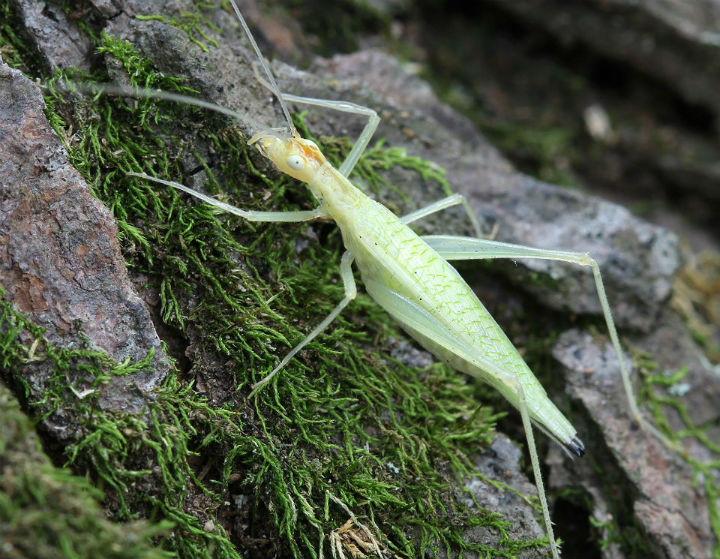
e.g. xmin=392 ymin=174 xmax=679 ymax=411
xmin=297 ymin=142 xmax=324 ymax=165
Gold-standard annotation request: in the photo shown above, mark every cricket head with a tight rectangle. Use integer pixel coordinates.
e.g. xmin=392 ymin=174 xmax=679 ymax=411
xmin=249 ymin=130 xmax=326 ymax=183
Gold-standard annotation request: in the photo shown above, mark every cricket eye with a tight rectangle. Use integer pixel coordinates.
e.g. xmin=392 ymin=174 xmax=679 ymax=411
xmin=286 ymin=155 xmax=305 ymax=170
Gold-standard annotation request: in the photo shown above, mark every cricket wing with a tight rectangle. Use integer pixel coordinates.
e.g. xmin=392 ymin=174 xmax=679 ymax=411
xmin=364 ymin=277 xmax=520 ymax=395
xmin=363 ymin=277 xmax=583 ymax=456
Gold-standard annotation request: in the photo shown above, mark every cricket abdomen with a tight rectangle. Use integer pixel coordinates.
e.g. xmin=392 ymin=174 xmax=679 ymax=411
xmin=342 ymin=197 xmax=524 ymax=366
xmin=340 ymin=197 xmax=582 ymax=454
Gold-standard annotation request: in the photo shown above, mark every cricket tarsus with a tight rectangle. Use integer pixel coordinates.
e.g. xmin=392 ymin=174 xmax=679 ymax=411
xmin=118 ymin=1 xmax=651 ymax=557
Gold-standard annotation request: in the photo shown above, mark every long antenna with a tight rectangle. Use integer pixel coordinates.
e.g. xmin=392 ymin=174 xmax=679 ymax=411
xmin=63 ymin=82 xmax=271 ymax=133
xmin=228 ymin=0 xmax=298 ymax=137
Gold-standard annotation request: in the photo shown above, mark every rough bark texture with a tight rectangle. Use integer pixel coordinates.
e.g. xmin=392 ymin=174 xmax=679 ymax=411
xmin=1 ymin=0 xmax=718 ymax=557
xmin=552 ymin=322 xmax=716 ymax=559
xmin=0 ymin=61 xmax=168 ymax=417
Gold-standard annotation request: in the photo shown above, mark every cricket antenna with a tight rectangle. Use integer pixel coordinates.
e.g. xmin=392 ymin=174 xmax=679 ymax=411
xmin=59 ymin=82 xmax=271 ymax=134
xmin=228 ymin=0 xmax=299 ymax=138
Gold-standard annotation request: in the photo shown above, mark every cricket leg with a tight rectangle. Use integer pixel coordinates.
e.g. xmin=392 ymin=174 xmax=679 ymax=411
xmin=421 ymin=235 xmax=655 ymax=437
xmin=514 ymin=379 xmax=560 ymax=559
xmin=278 ymin=93 xmax=379 ymax=178
xmin=363 ymin=277 xmax=561 ymax=558
xmin=128 ymin=172 xmax=328 ymax=222
xmin=249 ymin=250 xmax=357 ymax=395
xmin=253 ymin=69 xmax=379 ymax=178
xmin=401 ymin=194 xmax=484 ymax=238
xmin=259 ymin=76 xmax=487 ymax=237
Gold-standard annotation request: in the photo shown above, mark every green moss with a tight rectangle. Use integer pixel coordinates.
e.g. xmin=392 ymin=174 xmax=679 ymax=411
xmin=0 ymin=287 xmax=243 ymax=558
xmin=0 ymin=13 xmax=552 ymax=559
xmin=0 ymin=297 xmax=173 ymax=559
xmin=136 ymin=2 xmax=220 ymax=53
xmin=0 ymin=0 xmax=39 ymax=74
xmin=587 ymin=509 xmax=654 ymax=557
xmin=635 ymin=351 xmax=720 ymax=556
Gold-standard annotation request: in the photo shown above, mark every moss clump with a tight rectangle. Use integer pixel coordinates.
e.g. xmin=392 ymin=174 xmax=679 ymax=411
xmin=637 ymin=351 xmax=720 ymax=556
xmin=136 ymin=2 xmax=220 ymax=53
xmin=0 ymin=335 xmax=172 ymax=558
xmin=0 ymin=1 xmax=25 ymax=71
xmin=1 ymin=3 xmax=552 ymax=558
xmin=580 ymin=347 xmax=720 ymax=557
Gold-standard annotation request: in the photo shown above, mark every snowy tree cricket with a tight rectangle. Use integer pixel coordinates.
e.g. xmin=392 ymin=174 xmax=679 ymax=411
xmin=92 ymin=1 xmax=660 ymax=556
